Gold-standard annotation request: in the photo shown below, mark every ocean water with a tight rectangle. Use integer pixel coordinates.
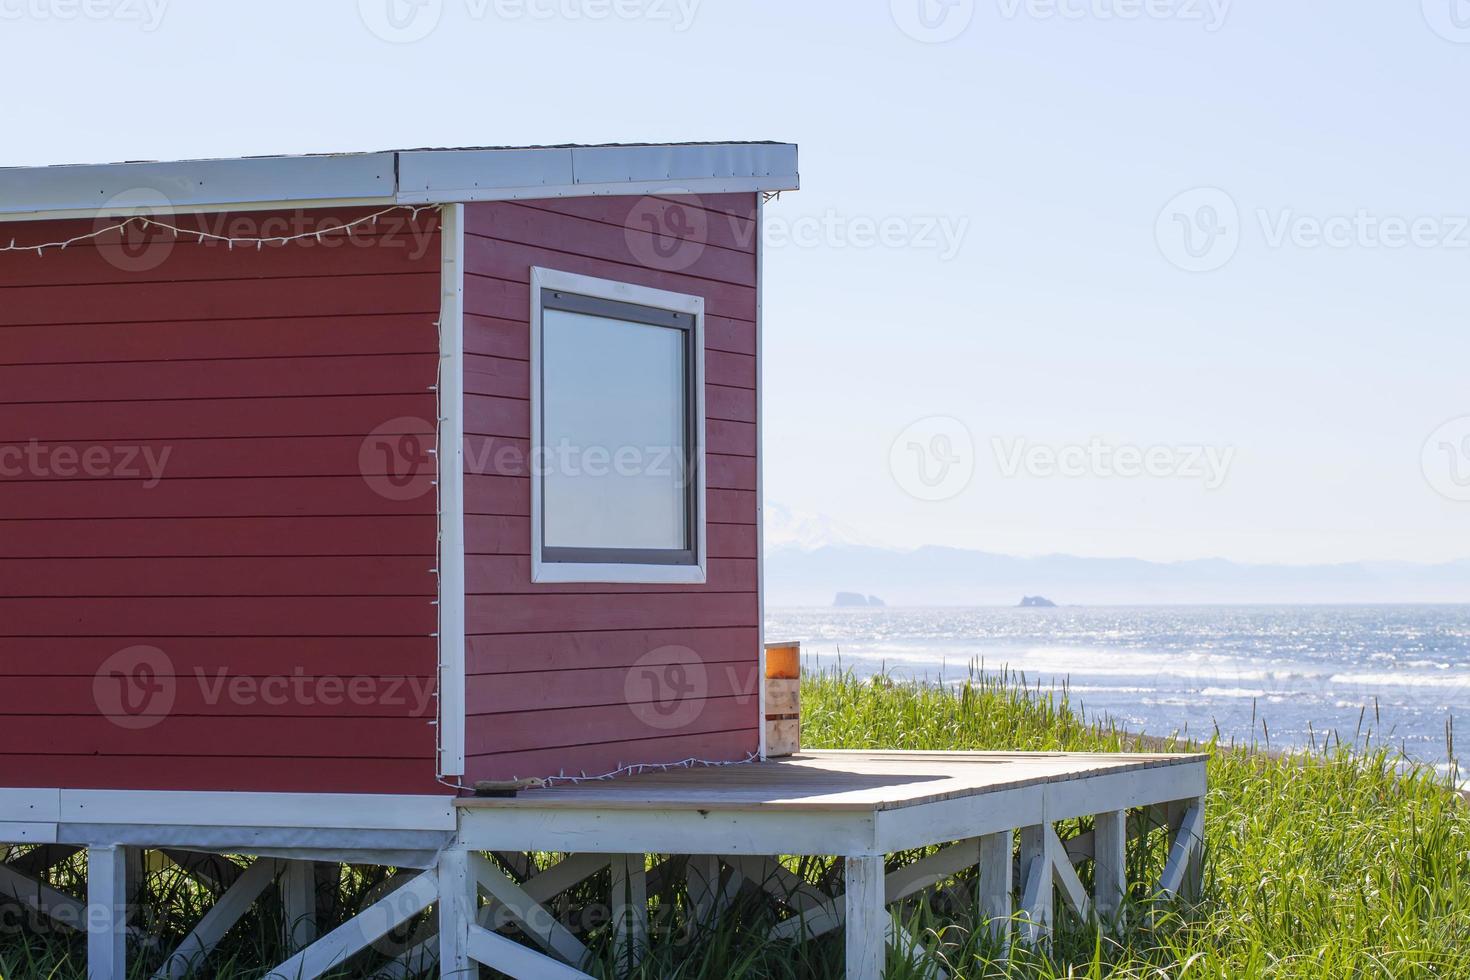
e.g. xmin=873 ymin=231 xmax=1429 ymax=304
xmin=765 ymin=605 xmax=1470 ymax=777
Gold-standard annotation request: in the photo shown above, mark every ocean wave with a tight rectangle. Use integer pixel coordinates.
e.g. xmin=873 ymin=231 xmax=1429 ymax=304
xmin=1328 ymin=672 xmax=1470 ymax=690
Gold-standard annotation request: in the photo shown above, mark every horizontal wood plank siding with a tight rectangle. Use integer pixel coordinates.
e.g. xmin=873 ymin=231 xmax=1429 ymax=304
xmin=0 ymin=315 xmax=440 ymax=365
xmin=0 ymin=517 xmax=437 ymax=558
xmin=0 ymin=208 xmax=443 ymax=795
xmin=462 ymin=195 xmax=761 ymax=782
xmin=0 ymin=557 xmax=438 ymax=597
xmin=0 ymin=397 xmax=436 ymax=442
xmin=467 ymin=729 xmax=757 ymax=785
xmin=1 ymin=636 xmax=438 ymax=677
xmin=466 ymin=628 xmax=759 ymax=674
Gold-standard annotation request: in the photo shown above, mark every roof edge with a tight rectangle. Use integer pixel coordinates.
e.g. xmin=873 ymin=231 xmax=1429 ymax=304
xmin=0 ymin=143 xmax=799 ymax=222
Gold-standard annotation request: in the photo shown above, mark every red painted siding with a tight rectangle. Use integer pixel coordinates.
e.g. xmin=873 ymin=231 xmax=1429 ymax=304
xmin=0 ymin=208 xmax=444 ymax=795
xmin=462 ymin=194 xmax=762 ymax=782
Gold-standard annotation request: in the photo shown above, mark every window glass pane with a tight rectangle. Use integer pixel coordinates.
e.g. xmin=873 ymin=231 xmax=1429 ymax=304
xmin=542 ymin=307 xmax=689 ymax=552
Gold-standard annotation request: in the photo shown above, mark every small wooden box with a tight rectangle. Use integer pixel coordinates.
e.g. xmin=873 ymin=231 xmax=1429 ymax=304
xmin=764 ymin=641 xmax=801 ymax=757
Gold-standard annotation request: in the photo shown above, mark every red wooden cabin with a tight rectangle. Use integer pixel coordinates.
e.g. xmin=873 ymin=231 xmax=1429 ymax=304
xmin=0 ymin=143 xmax=798 ymax=805
xmin=0 ymin=145 xmax=1211 ymax=980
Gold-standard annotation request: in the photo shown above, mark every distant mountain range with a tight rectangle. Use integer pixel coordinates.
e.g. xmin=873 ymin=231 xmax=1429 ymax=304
xmin=764 ymin=502 xmax=880 ymax=552
xmin=765 ymin=543 xmax=1470 ymax=607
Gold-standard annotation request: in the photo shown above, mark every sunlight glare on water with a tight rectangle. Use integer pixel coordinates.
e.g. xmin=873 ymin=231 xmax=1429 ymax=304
xmin=766 ymin=605 xmax=1470 ymax=773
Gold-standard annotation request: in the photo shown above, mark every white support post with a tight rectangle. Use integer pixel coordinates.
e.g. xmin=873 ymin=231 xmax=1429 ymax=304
xmin=437 ymin=848 xmax=474 ymax=979
xmin=1016 ymin=826 xmax=1051 ymax=948
xmin=281 ymin=860 xmax=318 ymax=949
xmin=610 ymin=855 xmax=647 ymax=975
xmin=1094 ymin=810 xmax=1127 ymax=923
xmin=843 ymin=855 xmax=885 ymax=980
xmin=87 ymin=845 xmax=128 ymax=980
xmin=977 ymin=830 xmax=1013 ymax=943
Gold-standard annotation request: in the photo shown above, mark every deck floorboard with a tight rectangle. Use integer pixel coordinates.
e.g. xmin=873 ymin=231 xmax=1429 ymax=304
xmin=455 ymin=750 xmax=1208 ymax=813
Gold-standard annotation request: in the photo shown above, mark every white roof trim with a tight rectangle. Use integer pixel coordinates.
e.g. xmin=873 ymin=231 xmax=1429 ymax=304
xmin=0 ymin=143 xmax=799 ymax=222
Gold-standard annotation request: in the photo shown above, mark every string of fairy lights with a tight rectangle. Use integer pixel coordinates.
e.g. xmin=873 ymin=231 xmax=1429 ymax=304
xmin=539 ymin=752 xmax=762 ymax=788
xmin=0 ymin=204 xmax=435 ymax=256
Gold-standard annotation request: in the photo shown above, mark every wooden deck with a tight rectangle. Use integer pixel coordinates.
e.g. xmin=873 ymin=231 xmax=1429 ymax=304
xmin=454 ymin=749 xmax=1208 ymax=856
xmin=456 ymin=750 xmax=1205 ymax=813
xmin=451 ymin=749 xmax=1210 ymax=979
xmin=3 ymin=752 xmax=1208 ymax=980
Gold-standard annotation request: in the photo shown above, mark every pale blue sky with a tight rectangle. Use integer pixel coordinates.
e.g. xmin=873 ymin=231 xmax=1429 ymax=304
xmin=4 ymin=0 xmax=1468 ymax=564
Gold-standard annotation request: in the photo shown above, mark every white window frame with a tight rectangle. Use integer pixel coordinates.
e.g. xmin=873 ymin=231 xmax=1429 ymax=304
xmin=529 ymin=266 xmax=707 ymax=585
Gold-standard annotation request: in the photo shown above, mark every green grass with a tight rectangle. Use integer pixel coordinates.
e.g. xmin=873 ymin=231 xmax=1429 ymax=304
xmin=802 ymin=668 xmax=1470 ymax=978
xmin=4 ymin=668 xmax=1468 ymax=979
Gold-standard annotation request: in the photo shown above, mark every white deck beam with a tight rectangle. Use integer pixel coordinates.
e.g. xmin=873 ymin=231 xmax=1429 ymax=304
xmin=875 ymin=763 xmax=1206 ymax=853
xmin=458 ymin=806 xmax=880 ymax=857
